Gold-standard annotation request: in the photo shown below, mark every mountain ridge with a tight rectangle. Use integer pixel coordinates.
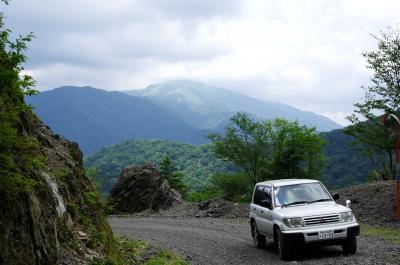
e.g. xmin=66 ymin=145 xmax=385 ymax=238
xmin=26 ymin=86 xmax=209 ymax=154
xmin=127 ymin=80 xmax=341 ymax=131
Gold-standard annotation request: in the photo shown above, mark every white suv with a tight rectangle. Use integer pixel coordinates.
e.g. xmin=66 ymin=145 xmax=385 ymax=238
xmin=249 ymin=179 xmax=359 ymax=260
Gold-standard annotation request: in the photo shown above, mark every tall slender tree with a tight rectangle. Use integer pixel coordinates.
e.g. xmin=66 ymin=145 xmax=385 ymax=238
xmin=159 ymin=154 xmax=188 ymax=197
xmin=346 ymin=26 xmax=400 ymax=179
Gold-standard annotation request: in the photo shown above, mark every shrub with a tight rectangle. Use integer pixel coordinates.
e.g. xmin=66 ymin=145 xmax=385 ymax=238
xmin=209 ymin=172 xmax=253 ymax=201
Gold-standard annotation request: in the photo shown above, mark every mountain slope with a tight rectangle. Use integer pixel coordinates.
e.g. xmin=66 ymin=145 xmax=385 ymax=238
xmin=26 ymin=86 xmax=208 ymax=154
xmin=127 ymin=80 xmax=341 ymax=131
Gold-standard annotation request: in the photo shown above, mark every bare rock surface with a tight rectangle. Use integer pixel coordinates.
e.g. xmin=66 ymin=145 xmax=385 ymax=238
xmin=0 ymin=114 xmax=115 ymax=264
xmin=110 ymin=164 xmax=182 ymax=213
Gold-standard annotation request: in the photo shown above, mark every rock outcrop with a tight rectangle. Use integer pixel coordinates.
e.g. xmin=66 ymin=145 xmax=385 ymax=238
xmin=0 ymin=114 xmax=121 ymax=265
xmin=110 ymin=164 xmax=182 ymax=213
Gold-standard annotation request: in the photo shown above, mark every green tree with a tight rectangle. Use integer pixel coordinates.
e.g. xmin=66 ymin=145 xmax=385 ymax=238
xmin=159 ymin=155 xmax=177 ymax=180
xmin=159 ymin=155 xmax=188 ymax=197
xmin=346 ymin=26 xmax=400 ymax=179
xmin=264 ymin=119 xmax=325 ymax=180
xmin=0 ymin=3 xmax=42 ymax=199
xmin=208 ymin=112 xmax=270 ymax=185
xmin=208 ymin=172 xmax=252 ymax=201
xmin=209 ymin=113 xmax=326 ymax=185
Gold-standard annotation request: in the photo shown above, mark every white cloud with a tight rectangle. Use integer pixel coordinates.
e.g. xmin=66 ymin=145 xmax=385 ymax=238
xmin=4 ymin=0 xmax=400 ymax=125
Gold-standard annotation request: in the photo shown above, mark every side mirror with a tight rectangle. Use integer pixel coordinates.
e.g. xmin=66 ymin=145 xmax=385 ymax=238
xmin=260 ymin=198 xmax=272 ymax=209
xmin=332 ymin=193 xmax=340 ymax=201
xmin=346 ymin=199 xmax=351 ymax=208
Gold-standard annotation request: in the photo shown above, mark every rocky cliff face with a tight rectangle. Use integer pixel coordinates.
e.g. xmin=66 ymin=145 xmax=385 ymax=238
xmin=110 ymin=164 xmax=182 ymax=213
xmin=0 ymin=113 xmax=121 ymax=264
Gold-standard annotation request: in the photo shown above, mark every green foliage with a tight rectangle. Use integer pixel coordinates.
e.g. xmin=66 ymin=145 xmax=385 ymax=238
xmin=187 ymin=190 xmax=221 ymax=202
xmin=208 ymin=172 xmax=252 ymax=201
xmin=84 ymin=139 xmax=237 ymax=194
xmin=66 ymin=203 xmax=79 ymax=219
xmin=208 ymin=113 xmax=326 ymax=185
xmin=208 ymin=112 xmax=270 ymax=185
xmin=101 ymin=237 xmax=188 ymax=265
xmin=145 ymin=251 xmax=189 ymax=265
xmin=0 ymin=7 xmax=42 ymax=200
xmin=346 ymin=26 xmax=400 ymax=179
xmin=85 ymin=130 xmax=379 ymax=197
xmin=159 ymin=155 xmax=189 ymax=197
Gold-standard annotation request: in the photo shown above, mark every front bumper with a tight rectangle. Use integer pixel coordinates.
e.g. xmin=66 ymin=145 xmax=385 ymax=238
xmin=282 ymin=223 xmax=359 ymax=244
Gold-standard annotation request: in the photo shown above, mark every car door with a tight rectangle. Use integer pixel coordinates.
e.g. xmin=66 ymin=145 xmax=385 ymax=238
xmin=252 ymin=185 xmax=273 ymax=235
xmin=259 ymin=185 xmax=273 ymax=235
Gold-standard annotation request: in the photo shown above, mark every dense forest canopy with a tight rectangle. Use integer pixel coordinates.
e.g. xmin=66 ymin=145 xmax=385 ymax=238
xmin=84 ymin=139 xmax=238 ymax=194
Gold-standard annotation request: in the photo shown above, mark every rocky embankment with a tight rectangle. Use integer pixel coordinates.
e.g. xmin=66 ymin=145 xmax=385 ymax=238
xmin=337 ymin=180 xmax=399 ymax=226
xmin=0 ymin=114 xmax=120 ymax=264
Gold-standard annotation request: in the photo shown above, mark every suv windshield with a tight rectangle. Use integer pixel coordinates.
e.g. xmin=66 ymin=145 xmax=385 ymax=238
xmin=274 ymin=182 xmax=332 ymax=207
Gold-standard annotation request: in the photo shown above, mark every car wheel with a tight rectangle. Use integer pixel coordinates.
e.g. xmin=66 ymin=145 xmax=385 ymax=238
xmin=273 ymin=227 xmax=279 ymax=249
xmin=342 ymin=236 xmax=357 ymax=255
xmin=251 ymin=221 xmax=266 ymax=249
xmin=276 ymin=228 xmax=292 ymax=260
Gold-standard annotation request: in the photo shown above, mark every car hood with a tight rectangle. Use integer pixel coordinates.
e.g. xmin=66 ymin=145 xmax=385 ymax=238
xmin=275 ymin=202 xmax=350 ymax=218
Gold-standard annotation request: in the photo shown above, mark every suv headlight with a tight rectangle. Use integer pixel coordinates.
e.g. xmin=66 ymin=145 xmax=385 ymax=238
xmin=283 ymin=217 xmax=304 ymax=228
xmin=340 ymin=211 xmax=353 ymax=222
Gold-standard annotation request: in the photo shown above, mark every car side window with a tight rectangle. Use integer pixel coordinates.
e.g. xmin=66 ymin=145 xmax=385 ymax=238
xmin=253 ymin=185 xmax=271 ymax=206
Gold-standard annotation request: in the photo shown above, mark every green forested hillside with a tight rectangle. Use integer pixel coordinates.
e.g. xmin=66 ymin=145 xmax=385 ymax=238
xmin=84 ymin=139 xmax=237 ymax=193
xmin=85 ymin=130 xmax=378 ymax=194
xmin=322 ymin=129 xmax=379 ymax=188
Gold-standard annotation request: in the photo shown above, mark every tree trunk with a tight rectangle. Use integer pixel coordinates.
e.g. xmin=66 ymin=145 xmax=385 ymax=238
xmin=389 ymin=149 xmax=394 ymax=180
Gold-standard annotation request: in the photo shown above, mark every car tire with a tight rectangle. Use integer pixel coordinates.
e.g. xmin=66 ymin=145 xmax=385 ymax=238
xmin=276 ymin=228 xmax=292 ymax=260
xmin=342 ymin=236 xmax=357 ymax=255
xmin=251 ymin=221 xmax=266 ymax=249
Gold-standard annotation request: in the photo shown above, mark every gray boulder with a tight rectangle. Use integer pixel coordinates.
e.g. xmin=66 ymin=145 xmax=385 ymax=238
xmin=110 ymin=164 xmax=182 ymax=213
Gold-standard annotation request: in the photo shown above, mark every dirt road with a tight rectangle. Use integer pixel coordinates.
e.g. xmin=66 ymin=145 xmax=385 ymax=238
xmin=109 ymin=217 xmax=399 ymax=265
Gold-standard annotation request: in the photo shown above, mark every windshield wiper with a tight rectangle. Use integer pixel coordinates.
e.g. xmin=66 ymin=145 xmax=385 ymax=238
xmin=281 ymin=201 xmax=309 ymax=207
xmin=308 ymin=198 xmax=331 ymax=204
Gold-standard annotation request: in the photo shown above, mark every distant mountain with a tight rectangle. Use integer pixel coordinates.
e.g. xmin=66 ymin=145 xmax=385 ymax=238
xmin=26 ymin=86 xmax=208 ymax=154
xmin=127 ymin=80 xmax=341 ymax=131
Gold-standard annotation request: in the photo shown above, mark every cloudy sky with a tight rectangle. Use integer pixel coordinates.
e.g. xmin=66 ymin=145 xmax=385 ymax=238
xmin=3 ymin=0 xmax=400 ymax=125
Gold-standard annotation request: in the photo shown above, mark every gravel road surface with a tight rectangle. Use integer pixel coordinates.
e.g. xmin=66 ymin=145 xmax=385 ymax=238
xmin=109 ymin=217 xmax=399 ymax=265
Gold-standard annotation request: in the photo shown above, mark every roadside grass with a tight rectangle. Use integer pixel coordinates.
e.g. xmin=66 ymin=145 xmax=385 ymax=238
xmin=361 ymin=224 xmax=400 ymax=245
xmin=145 ymin=251 xmax=189 ymax=265
xmin=117 ymin=237 xmax=189 ymax=265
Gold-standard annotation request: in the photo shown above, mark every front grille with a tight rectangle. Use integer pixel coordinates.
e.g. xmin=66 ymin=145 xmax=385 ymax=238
xmin=303 ymin=214 xmax=340 ymax=226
